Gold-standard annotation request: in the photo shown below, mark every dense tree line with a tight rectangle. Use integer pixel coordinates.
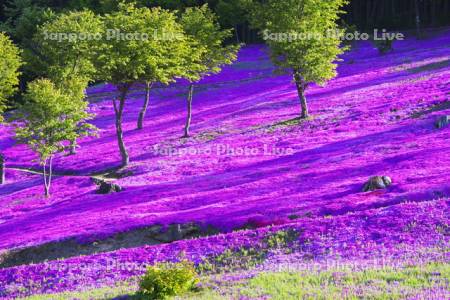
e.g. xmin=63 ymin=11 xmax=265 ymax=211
xmin=346 ymin=0 xmax=450 ymax=30
xmin=1 ymin=0 xmax=449 ymax=44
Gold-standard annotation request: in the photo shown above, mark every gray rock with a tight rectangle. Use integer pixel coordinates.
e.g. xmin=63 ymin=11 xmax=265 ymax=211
xmin=435 ymin=115 xmax=450 ymax=129
xmin=96 ymin=180 xmax=122 ymax=194
xmin=363 ymin=176 xmax=392 ymax=192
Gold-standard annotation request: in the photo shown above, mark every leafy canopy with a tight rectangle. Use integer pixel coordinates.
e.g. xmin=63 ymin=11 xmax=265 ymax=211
xmin=0 ymin=32 xmax=22 ymax=122
xmin=14 ymin=78 xmax=96 ymax=162
xmin=180 ymin=4 xmax=240 ymax=82
xmin=33 ymin=10 xmax=104 ymax=82
xmin=97 ymin=3 xmax=191 ymax=88
xmin=251 ymin=0 xmax=348 ymax=84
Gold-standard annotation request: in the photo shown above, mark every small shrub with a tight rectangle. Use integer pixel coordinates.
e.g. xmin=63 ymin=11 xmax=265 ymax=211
xmin=265 ymin=229 xmax=300 ymax=249
xmin=138 ymin=260 xmax=199 ymax=299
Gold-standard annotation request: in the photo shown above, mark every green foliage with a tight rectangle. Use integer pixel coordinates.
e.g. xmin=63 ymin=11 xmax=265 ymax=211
xmin=138 ymin=260 xmax=199 ymax=299
xmin=180 ymin=4 xmax=240 ymax=83
xmin=93 ymin=0 xmax=202 ymax=12
xmin=140 ymin=0 xmax=200 ymax=10
xmin=32 ymin=10 xmax=103 ymax=82
xmin=265 ymin=229 xmax=299 ymax=249
xmin=239 ymin=262 xmax=450 ymax=299
xmin=97 ymin=3 xmax=190 ymax=86
xmin=0 ymin=32 xmax=22 ymax=121
xmin=197 ymin=247 xmax=266 ymax=274
xmin=14 ymin=78 xmax=96 ymax=162
xmin=250 ymin=0 xmax=348 ymax=84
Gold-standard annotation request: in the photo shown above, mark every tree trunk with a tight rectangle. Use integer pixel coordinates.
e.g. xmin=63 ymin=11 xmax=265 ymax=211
xmin=114 ymin=86 xmax=130 ymax=167
xmin=366 ymin=0 xmax=371 ymax=29
xmin=234 ymin=25 xmax=240 ymax=43
xmin=183 ymin=84 xmax=194 ymax=138
xmin=444 ymin=1 xmax=449 ymax=27
xmin=69 ymin=140 xmax=76 ymax=155
xmin=43 ymin=156 xmax=53 ymax=197
xmin=0 ymin=154 xmax=5 ymax=185
xmin=414 ymin=0 xmax=422 ymax=39
xmin=293 ymin=71 xmax=309 ymax=119
xmin=391 ymin=0 xmax=396 ymax=26
xmin=137 ymin=82 xmax=152 ymax=130
xmin=431 ymin=0 xmax=437 ymax=27
xmin=370 ymin=0 xmax=379 ymax=26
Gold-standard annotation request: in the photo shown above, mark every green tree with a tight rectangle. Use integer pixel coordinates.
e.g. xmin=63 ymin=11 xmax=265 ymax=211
xmin=251 ymin=0 xmax=347 ymax=119
xmin=134 ymin=6 xmax=192 ymax=130
xmin=96 ymin=3 xmax=189 ymax=166
xmin=0 ymin=32 xmax=21 ymax=121
xmin=0 ymin=32 xmax=22 ymax=184
xmin=14 ymin=78 xmax=96 ymax=197
xmin=180 ymin=4 xmax=239 ymax=137
xmin=32 ymin=9 xmax=103 ymax=82
xmin=32 ymin=10 xmax=103 ymax=153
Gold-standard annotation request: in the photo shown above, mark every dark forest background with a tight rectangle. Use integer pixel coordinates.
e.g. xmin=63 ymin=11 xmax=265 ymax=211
xmin=1 ymin=0 xmax=449 ymax=44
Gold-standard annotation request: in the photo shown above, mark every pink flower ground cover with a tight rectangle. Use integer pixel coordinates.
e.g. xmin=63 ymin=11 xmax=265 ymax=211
xmin=0 ymin=29 xmax=449 ymax=258
xmin=0 ymin=198 xmax=448 ymax=298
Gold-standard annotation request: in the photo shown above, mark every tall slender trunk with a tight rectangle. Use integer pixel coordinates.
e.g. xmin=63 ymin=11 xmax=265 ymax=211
xmin=293 ymin=71 xmax=309 ymax=119
xmin=183 ymin=84 xmax=194 ymax=138
xmin=113 ymin=86 xmax=130 ymax=167
xmin=0 ymin=154 xmax=5 ymax=184
xmin=444 ymin=1 xmax=449 ymax=26
xmin=366 ymin=0 xmax=371 ymax=29
xmin=431 ymin=0 xmax=437 ymax=27
xmin=43 ymin=156 xmax=53 ymax=197
xmin=370 ymin=0 xmax=379 ymax=26
xmin=391 ymin=0 xmax=396 ymax=25
xmin=414 ymin=0 xmax=422 ymax=39
xmin=137 ymin=82 xmax=153 ymax=130
xmin=234 ymin=25 xmax=240 ymax=43
xmin=69 ymin=140 xmax=76 ymax=155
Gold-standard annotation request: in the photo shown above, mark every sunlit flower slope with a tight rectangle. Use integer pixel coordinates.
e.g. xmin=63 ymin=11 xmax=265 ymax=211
xmin=0 ymin=29 xmax=448 ymax=297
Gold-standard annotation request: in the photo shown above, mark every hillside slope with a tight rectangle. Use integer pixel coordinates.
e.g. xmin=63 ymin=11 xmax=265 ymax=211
xmin=0 ymin=30 xmax=449 ymax=254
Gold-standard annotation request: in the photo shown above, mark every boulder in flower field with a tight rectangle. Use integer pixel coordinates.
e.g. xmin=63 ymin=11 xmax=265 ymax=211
xmin=94 ymin=179 xmax=122 ymax=194
xmin=435 ymin=115 xmax=449 ymax=129
xmin=363 ymin=176 xmax=392 ymax=192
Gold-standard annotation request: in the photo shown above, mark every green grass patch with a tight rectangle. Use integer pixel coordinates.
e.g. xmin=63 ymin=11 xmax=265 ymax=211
xmin=20 ymin=262 xmax=449 ymax=299
xmin=266 ymin=116 xmax=313 ymax=133
xmin=188 ymin=262 xmax=449 ymax=300
xmin=19 ymin=282 xmax=138 ymax=300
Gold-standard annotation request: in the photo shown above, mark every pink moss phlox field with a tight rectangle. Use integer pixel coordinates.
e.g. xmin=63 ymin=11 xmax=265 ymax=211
xmin=1 ymin=30 xmax=449 ymax=250
xmin=0 ymin=28 xmax=449 ymax=297
xmin=0 ymin=199 xmax=448 ymax=298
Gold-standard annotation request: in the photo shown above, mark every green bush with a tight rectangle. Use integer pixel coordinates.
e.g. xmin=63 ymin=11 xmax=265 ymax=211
xmin=265 ymin=229 xmax=299 ymax=249
xmin=138 ymin=260 xmax=199 ymax=299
